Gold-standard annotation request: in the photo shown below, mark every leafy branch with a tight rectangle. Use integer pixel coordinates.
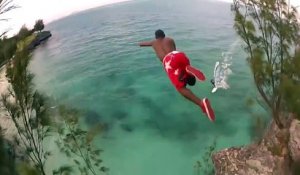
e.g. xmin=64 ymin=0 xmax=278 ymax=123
xmin=55 ymin=106 xmax=109 ymax=175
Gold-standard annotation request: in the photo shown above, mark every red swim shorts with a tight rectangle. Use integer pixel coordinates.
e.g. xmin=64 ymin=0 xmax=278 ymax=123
xmin=163 ymin=51 xmax=191 ymax=90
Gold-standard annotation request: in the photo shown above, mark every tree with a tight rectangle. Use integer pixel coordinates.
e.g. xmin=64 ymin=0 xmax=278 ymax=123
xmin=0 ymin=31 xmax=8 ymax=38
xmin=0 ymin=127 xmax=18 ymax=175
xmin=232 ymin=0 xmax=300 ymax=128
xmin=17 ymin=25 xmax=31 ymax=40
xmin=0 ymin=1 xmax=108 ymax=174
xmin=1 ymin=41 xmax=108 ymax=175
xmin=0 ymin=0 xmax=18 ymax=21
xmin=0 ymin=37 xmax=17 ymax=66
xmin=55 ymin=106 xmax=109 ymax=175
xmin=280 ymin=45 xmax=300 ymax=119
xmin=0 ymin=0 xmax=19 ymax=37
xmin=1 ymin=47 xmax=52 ymax=175
xmin=34 ymin=19 xmax=44 ymax=33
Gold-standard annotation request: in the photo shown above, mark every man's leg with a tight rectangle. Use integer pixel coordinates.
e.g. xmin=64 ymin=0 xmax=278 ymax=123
xmin=163 ymin=52 xmax=215 ymax=121
xmin=178 ymin=87 xmax=202 ymax=107
xmin=178 ymin=87 xmax=215 ymax=121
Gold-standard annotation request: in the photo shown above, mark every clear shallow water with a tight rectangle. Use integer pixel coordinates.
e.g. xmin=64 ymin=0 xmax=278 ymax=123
xmin=29 ymin=0 xmax=267 ymax=174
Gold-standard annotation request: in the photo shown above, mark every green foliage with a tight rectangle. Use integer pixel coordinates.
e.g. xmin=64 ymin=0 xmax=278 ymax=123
xmin=0 ymin=36 xmax=108 ymax=175
xmin=250 ymin=114 xmax=268 ymax=142
xmin=17 ymin=162 xmax=40 ymax=175
xmin=0 ymin=127 xmax=18 ymax=175
xmin=55 ymin=105 xmax=108 ymax=175
xmin=0 ymin=26 xmax=34 ymax=67
xmin=245 ymin=97 xmax=269 ymax=142
xmin=279 ymin=50 xmax=300 ymax=120
xmin=232 ymin=0 xmax=300 ymax=127
xmin=0 ymin=24 xmax=35 ymax=68
xmin=0 ymin=37 xmax=17 ymax=66
xmin=16 ymin=34 xmax=36 ymax=52
xmin=17 ymin=25 xmax=33 ymax=41
xmin=1 ymin=45 xmax=52 ymax=175
xmin=194 ymin=139 xmax=216 ymax=175
xmin=0 ymin=30 xmax=108 ymax=175
xmin=34 ymin=19 xmax=45 ymax=33
xmin=1 ymin=1 xmax=108 ymax=174
xmin=0 ymin=0 xmax=33 ymax=65
xmin=52 ymin=165 xmax=73 ymax=175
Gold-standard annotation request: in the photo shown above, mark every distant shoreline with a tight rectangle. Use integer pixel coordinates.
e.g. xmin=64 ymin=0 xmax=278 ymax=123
xmin=46 ymin=0 xmax=132 ymax=25
xmin=1 ymin=0 xmax=133 ymax=37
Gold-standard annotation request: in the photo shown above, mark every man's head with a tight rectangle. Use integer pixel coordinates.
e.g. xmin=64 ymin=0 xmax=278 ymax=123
xmin=155 ymin=29 xmax=165 ymax=39
xmin=186 ymin=75 xmax=196 ymax=86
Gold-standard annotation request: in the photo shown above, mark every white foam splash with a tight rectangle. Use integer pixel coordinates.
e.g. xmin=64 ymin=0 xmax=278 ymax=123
xmin=212 ymin=52 xmax=233 ymax=93
xmin=211 ymin=39 xmax=240 ymax=93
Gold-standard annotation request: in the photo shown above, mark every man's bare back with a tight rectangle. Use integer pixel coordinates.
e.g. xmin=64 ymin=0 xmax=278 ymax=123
xmin=139 ymin=30 xmax=176 ymax=62
xmin=152 ymin=37 xmax=176 ymax=61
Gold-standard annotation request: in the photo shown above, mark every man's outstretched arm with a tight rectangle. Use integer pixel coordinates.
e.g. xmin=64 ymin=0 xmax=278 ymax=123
xmin=139 ymin=40 xmax=153 ymax=47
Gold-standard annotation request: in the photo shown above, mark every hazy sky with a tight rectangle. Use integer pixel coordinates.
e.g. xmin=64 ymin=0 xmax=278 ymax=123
xmin=0 ymin=0 xmax=130 ymax=36
xmin=1 ymin=0 xmax=300 ymax=36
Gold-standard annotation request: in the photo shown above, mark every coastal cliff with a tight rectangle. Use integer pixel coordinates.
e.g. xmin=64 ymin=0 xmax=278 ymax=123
xmin=212 ymin=114 xmax=300 ymax=175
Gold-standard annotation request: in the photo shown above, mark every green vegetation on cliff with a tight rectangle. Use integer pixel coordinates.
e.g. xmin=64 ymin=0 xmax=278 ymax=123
xmin=232 ymin=0 xmax=300 ymax=128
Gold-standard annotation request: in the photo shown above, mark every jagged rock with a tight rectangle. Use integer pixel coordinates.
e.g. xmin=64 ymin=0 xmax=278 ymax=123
xmin=289 ymin=119 xmax=300 ymax=162
xmin=212 ymin=144 xmax=288 ymax=175
xmin=212 ymin=115 xmax=296 ymax=175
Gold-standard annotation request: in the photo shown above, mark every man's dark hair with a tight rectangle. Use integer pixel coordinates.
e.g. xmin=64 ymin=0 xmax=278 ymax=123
xmin=186 ymin=75 xmax=196 ymax=86
xmin=155 ymin=29 xmax=165 ymax=39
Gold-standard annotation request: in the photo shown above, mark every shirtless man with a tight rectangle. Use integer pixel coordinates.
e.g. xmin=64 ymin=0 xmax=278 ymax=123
xmin=139 ymin=29 xmax=215 ymax=121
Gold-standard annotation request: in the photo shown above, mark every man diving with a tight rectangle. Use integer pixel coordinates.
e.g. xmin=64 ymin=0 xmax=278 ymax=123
xmin=139 ymin=29 xmax=216 ymax=121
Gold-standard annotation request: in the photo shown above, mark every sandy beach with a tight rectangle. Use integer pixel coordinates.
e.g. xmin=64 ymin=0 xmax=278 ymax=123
xmin=0 ymin=65 xmax=17 ymax=141
xmin=0 ymin=66 xmax=8 ymax=96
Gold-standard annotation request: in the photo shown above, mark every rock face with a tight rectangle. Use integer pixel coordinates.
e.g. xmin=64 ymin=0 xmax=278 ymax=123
xmin=212 ymin=114 xmax=300 ymax=175
xmin=289 ymin=120 xmax=300 ymax=162
xmin=212 ymin=144 xmax=289 ymax=175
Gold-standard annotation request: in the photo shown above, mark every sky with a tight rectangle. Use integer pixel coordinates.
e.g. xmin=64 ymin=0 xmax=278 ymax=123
xmin=0 ymin=0 xmax=300 ymax=37
xmin=0 ymin=0 xmax=130 ymax=36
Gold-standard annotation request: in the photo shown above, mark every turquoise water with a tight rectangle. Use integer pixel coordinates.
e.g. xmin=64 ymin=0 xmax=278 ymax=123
xmin=29 ymin=0 xmax=266 ymax=174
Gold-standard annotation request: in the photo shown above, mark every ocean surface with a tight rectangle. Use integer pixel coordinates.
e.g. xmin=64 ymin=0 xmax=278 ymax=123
xmin=29 ymin=0 xmax=268 ymax=174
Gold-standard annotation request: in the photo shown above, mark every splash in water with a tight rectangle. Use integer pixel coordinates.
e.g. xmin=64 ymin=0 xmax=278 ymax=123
xmin=210 ymin=39 xmax=240 ymax=93
xmin=211 ymin=52 xmax=233 ymax=93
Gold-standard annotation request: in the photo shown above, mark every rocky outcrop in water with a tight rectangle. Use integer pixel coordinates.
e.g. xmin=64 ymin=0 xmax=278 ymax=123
xmin=212 ymin=114 xmax=300 ymax=175
xmin=28 ymin=31 xmax=52 ymax=50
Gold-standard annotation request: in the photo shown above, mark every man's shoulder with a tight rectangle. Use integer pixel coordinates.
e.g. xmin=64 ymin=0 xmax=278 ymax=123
xmin=165 ymin=37 xmax=174 ymax=41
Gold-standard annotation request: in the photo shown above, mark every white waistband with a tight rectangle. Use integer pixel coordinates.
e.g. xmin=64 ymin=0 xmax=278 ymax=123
xmin=163 ymin=51 xmax=180 ymax=62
